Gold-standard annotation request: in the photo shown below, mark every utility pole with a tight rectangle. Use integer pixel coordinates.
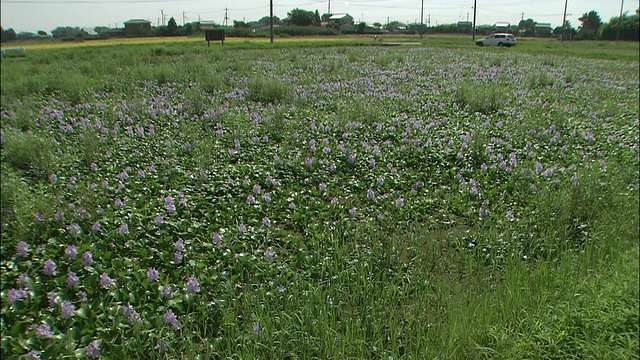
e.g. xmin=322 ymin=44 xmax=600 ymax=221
xmin=270 ymin=0 xmax=274 ymax=43
xmin=472 ymin=0 xmax=477 ymax=41
xmin=328 ymin=0 xmax=331 ymax=14
xmin=561 ymin=0 xmax=568 ymax=41
xmin=183 ymin=12 xmax=186 ymax=26
xmin=616 ymin=0 xmax=624 ymax=42
xmin=521 ymin=12 xmax=524 ymax=21
xmin=223 ymin=8 xmax=229 ymax=27
xmin=420 ymin=0 xmax=424 ymax=39
xmin=428 ymin=14 xmax=431 ymax=27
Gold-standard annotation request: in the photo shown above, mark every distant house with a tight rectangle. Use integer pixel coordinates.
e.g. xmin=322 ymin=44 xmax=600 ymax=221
xmin=81 ymin=27 xmax=99 ymax=38
xmin=457 ymin=21 xmax=473 ymax=33
xmin=327 ymin=14 xmax=355 ymax=33
xmin=199 ymin=21 xmax=217 ymax=30
xmin=534 ymin=23 xmax=552 ymax=37
xmin=494 ymin=22 xmax=512 ymax=33
xmin=124 ymin=19 xmax=152 ymax=36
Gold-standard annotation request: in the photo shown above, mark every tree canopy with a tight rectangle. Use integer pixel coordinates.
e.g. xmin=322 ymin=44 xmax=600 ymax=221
xmin=167 ymin=17 xmax=178 ymax=36
xmin=287 ymin=8 xmax=315 ymax=26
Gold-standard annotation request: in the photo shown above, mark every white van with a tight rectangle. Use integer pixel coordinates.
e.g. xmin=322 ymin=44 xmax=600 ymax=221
xmin=476 ymin=33 xmax=517 ymax=47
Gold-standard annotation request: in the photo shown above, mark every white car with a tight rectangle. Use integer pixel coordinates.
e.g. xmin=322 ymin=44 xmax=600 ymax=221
xmin=476 ymin=33 xmax=517 ymax=47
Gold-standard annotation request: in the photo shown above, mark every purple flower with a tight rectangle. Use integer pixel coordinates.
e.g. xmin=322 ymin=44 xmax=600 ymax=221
xmin=66 ymin=272 xmax=79 ymax=287
xmin=122 ymin=303 xmax=140 ymax=324
xmin=278 ymin=284 xmax=285 ymax=292
xmin=90 ymin=162 xmax=97 ymax=171
xmin=175 ymin=239 xmax=184 ymax=252
xmin=36 ymin=324 xmax=52 ymax=338
xmin=17 ymin=273 xmax=30 ymax=289
xmin=16 ymin=241 xmax=29 ymax=257
xmin=173 ymin=251 xmax=183 ymax=264
xmin=65 ymin=245 xmax=78 ymax=260
xmin=49 ymin=173 xmax=57 ymax=183
xmin=262 ymin=193 xmax=271 ymax=203
xmin=85 ymin=340 xmax=101 ymax=358
xmin=155 ymin=340 xmax=168 ymax=353
xmin=44 ymin=259 xmax=57 ymax=276
xmin=367 ymin=188 xmax=376 ymax=201
xmin=78 ymin=291 xmax=88 ymax=301
xmin=165 ymin=195 xmax=176 ymax=214
xmin=213 ymin=233 xmax=222 ymax=248
xmin=289 ymin=202 xmax=296 ymax=209
xmin=331 ymin=196 xmax=339 ymax=204
xmin=154 ymin=215 xmax=164 ymax=226
xmin=61 ymin=300 xmax=75 ymax=319
xmin=262 ymin=217 xmax=271 ymax=227
xmin=48 ymin=292 xmax=58 ymax=308
xmin=26 ymin=351 xmax=41 ymax=360
xmin=480 ymin=207 xmax=487 ymax=218
xmin=347 ymin=153 xmax=356 ymax=164
xmin=319 ymin=183 xmax=327 ymax=192
xmin=163 ymin=309 xmax=180 ymax=330
xmin=253 ymin=321 xmax=261 ymax=334
xmin=238 ymin=223 xmax=246 ymax=233
xmin=92 ymin=221 xmax=100 ymax=232
xmin=99 ymin=273 xmax=113 ymax=288
xmin=264 ymin=247 xmax=275 ymax=260
xmin=253 ymin=184 xmax=261 ymax=194
xmin=147 ymin=267 xmax=159 ymax=282
xmin=81 ymin=251 xmax=93 ymax=266
xmin=246 ymin=194 xmax=256 ymax=204
xmin=119 ymin=224 xmax=129 ymax=235
xmin=7 ymin=288 xmax=27 ymax=304
xmin=186 ymin=276 xmax=200 ymax=294
xmin=376 ymin=176 xmax=385 ymax=187
xmin=506 ymin=211 xmax=515 ymax=221
xmin=395 ymin=197 xmax=405 ymax=208
xmin=69 ymin=223 xmax=81 ymax=238
xmin=161 ymin=285 xmax=172 ymax=297
xmin=349 ymin=207 xmax=357 ymax=217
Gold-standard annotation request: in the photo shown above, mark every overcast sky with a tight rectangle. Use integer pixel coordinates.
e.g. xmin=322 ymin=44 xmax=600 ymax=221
xmin=1 ymin=0 xmax=636 ymax=33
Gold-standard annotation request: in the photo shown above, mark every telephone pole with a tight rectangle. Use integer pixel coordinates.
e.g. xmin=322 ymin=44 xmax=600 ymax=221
xmin=472 ymin=0 xmax=477 ymax=40
xmin=328 ymin=0 xmax=331 ymax=14
xmin=161 ymin=9 xmax=165 ymax=25
xmin=420 ymin=0 xmax=424 ymax=39
xmin=561 ymin=0 xmax=568 ymax=41
xmin=616 ymin=0 xmax=624 ymax=42
xmin=270 ymin=0 xmax=274 ymax=43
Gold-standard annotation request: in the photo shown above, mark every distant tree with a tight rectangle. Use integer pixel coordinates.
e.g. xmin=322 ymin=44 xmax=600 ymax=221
xmin=287 ymin=8 xmax=315 ymax=26
xmin=258 ymin=16 xmax=280 ymax=27
xmin=600 ymin=11 xmax=639 ymax=41
xmin=181 ymin=23 xmax=193 ymax=35
xmin=167 ymin=17 xmax=178 ymax=35
xmin=51 ymin=26 xmax=81 ymax=38
xmin=233 ymin=20 xmax=249 ymax=28
xmin=578 ymin=10 xmax=603 ymax=31
xmin=384 ymin=21 xmax=405 ymax=31
xmin=553 ymin=20 xmax=576 ymax=40
xmin=37 ymin=30 xmax=47 ymax=36
xmin=356 ymin=22 xmax=366 ymax=33
xmin=94 ymin=26 xmax=109 ymax=36
xmin=321 ymin=13 xmax=332 ymax=22
xmin=314 ymin=10 xmax=321 ymax=26
xmin=518 ymin=18 xmax=535 ymax=36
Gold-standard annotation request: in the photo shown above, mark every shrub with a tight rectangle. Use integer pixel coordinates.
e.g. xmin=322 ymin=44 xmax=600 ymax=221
xmin=2 ymin=130 xmax=54 ymax=173
xmin=455 ymin=82 xmax=502 ymax=114
xmin=246 ymin=76 xmax=292 ymax=104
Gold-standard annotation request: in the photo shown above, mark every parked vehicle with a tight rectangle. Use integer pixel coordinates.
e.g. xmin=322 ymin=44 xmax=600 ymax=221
xmin=476 ymin=33 xmax=517 ymax=47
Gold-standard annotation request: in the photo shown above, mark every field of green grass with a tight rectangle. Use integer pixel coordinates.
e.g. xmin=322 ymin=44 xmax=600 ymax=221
xmin=1 ymin=36 xmax=638 ymax=359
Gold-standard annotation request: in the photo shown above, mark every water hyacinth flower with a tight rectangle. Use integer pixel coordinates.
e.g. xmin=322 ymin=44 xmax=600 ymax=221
xmin=506 ymin=211 xmax=515 ymax=221
xmin=85 ymin=340 xmax=100 ymax=358
xmin=331 ymin=197 xmax=339 ymax=204
xmin=69 ymin=223 xmax=81 ymax=238
xmin=81 ymin=251 xmax=93 ymax=267
xmin=16 ymin=241 xmax=29 ymax=257
xmin=161 ymin=285 xmax=172 ymax=297
xmin=238 ymin=223 xmax=246 ymax=233
xmin=66 ymin=272 xmax=79 ymax=288
xmin=213 ymin=233 xmax=222 ymax=248
xmin=92 ymin=221 xmax=100 ymax=232
xmin=262 ymin=217 xmax=271 ymax=227
xmin=163 ymin=309 xmax=180 ymax=330
xmin=48 ymin=292 xmax=58 ymax=308
xmin=36 ymin=324 xmax=53 ymax=338
xmin=395 ymin=197 xmax=405 ymax=209
xmin=173 ymin=251 xmax=183 ymax=264
xmin=253 ymin=321 xmax=262 ymax=334
xmin=155 ymin=340 xmax=168 ymax=353
xmin=78 ymin=291 xmax=88 ymax=302
xmin=264 ymin=247 xmax=275 ymax=260
xmin=186 ymin=276 xmax=200 ymax=294
xmin=165 ymin=196 xmax=176 ymax=214
xmin=319 ymin=182 xmax=327 ymax=192
xmin=367 ymin=188 xmax=376 ymax=201
xmin=61 ymin=300 xmax=75 ymax=319
xmin=175 ymin=239 xmax=184 ymax=252
xmin=253 ymin=184 xmax=261 ymax=194
xmin=262 ymin=193 xmax=271 ymax=203
xmin=154 ymin=216 xmax=164 ymax=226
xmin=90 ymin=162 xmax=97 ymax=171
xmin=122 ymin=303 xmax=140 ymax=324
xmin=44 ymin=259 xmax=57 ymax=276
xmin=349 ymin=207 xmax=357 ymax=217
xmin=8 ymin=288 xmax=28 ymax=304
xmin=246 ymin=194 xmax=256 ymax=204
xmin=99 ymin=273 xmax=113 ymax=288
xmin=119 ymin=224 xmax=129 ymax=235
xmin=376 ymin=176 xmax=384 ymax=187
xmin=65 ymin=245 xmax=78 ymax=260
xmin=147 ymin=267 xmax=159 ymax=282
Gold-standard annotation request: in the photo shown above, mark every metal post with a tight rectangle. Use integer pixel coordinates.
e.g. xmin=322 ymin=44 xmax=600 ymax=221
xmin=561 ymin=0 xmax=568 ymax=41
xmin=270 ymin=0 xmax=274 ymax=43
xmin=616 ymin=0 xmax=625 ymax=42
xmin=472 ymin=0 xmax=477 ymax=41
xmin=420 ymin=0 xmax=424 ymax=39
